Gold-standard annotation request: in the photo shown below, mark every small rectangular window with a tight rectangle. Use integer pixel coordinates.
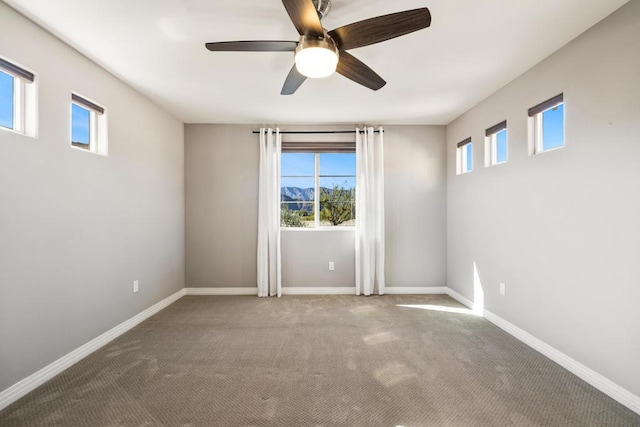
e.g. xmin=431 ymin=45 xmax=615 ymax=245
xmin=0 ymin=56 xmax=36 ymax=137
xmin=281 ymin=148 xmax=356 ymax=228
xmin=528 ymin=93 xmax=564 ymax=154
xmin=71 ymin=93 xmax=107 ymax=155
xmin=456 ymin=138 xmax=473 ymax=175
xmin=485 ymin=121 xmax=508 ymax=167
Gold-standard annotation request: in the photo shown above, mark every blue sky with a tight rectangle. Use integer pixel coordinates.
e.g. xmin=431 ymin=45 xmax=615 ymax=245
xmin=71 ymin=103 xmax=90 ymax=144
xmin=281 ymin=153 xmax=314 ymax=177
xmin=543 ymin=104 xmax=564 ymax=150
xmin=465 ymin=143 xmax=472 ymax=171
xmin=496 ymin=129 xmax=507 ymax=163
xmin=0 ymin=71 xmax=13 ymax=129
xmin=319 ymin=153 xmax=356 ymax=175
xmin=282 ymin=153 xmax=356 ymax=189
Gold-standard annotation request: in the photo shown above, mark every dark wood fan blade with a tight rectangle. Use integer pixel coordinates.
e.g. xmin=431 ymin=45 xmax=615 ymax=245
xmin=205 ymin=41 xmax=298 ymax=52
xmin=336 ymin=51 xmax=386 ymax=91
xmin=281 ymin=64 xmax=307 ymax=95
xmin=329 ymin=8 xmax=431 ymax=50
xmin=281 ymin=0 xmax=324 ymax=38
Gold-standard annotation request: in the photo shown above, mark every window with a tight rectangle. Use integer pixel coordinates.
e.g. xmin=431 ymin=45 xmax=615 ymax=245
xmin=456 ymin=138 xmax=473 ymax=174
xmin=281 ymin=147 xmax=355 ymax=228
xmin=485 ymin=120 xmax=507 ymax=166
xmin=0 ymin=56 xmax=36 ymax=137
xmin=71 ymin=93 xmax=107 ymax=155
xmin=528 ymin=93 xmax=564 ymax=154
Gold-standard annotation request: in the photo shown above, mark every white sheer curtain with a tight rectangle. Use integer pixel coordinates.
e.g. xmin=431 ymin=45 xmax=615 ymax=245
xmin=355 ymin=127 xmax=385 ymax=296
xmin=257 ymin=128 xmax=282 ymax=297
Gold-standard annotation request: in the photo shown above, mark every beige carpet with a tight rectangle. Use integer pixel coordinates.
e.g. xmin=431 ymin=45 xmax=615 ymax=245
xmin=1 ymin=295 xmax=638 ymax=426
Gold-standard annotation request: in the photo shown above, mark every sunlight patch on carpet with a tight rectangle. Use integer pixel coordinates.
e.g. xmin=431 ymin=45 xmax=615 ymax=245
xmin=396 ymin=304 xmax=479 ymax=315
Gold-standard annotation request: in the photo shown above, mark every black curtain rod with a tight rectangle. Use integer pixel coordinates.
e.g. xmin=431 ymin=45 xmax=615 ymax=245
xmin=251 ymin=130 xmax=381 ymax=134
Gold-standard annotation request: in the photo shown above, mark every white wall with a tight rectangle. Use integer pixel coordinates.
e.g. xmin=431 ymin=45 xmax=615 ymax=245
xmin=0 ymin=3 xmax=185 ymax=392
xmin=446 ymin=0 xmax=640 ymax=397
xmin=184 ymin=124 xmax=447 ymax=290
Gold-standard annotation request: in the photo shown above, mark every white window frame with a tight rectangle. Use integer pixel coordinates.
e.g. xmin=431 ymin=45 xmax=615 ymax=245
xmin=528 ymin=94 xmax=564 ymax=155
xmin=456 ymin=138 xmax=473 ymax=175
xmin=484 ymin=121 xmax=508 ymax=167
xmin=0 ymin=57 xmax=37 ymax=138
xmin=280 ymin=152 xmax=356 ymax=230
xmin=71 ymin=93 xmax=108 ymax=156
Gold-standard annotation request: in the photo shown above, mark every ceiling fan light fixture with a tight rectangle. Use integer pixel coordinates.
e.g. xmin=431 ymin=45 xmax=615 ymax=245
xmin=294 ymin=33 xmax=339 ymax=79
xmin=295 ymin=47 xmax=338 ymax=78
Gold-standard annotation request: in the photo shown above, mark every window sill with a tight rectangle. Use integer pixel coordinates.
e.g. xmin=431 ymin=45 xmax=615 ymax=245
xmin=280 ymin=227 xmax=355 ymax=232
xmin=0 ymin=125 xmax=36 ymax=139
xmin=70 ymin=144 xmax=108 ymax=156
xmin=535 ymin=145 xmax=564 ymax=155
xmin=488 ymin=161 xmax=507 ymax=168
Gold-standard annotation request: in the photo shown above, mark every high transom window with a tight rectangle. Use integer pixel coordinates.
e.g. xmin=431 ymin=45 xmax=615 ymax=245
xmin=456 ymin=137 xmax=473 ymax=175
xmin=0 ymin=56 xmax=36 ymax=137
xmin=71 ymin=93 xmax=108 ymax=155
xmin=529 ymin=93 xmax=564 ymax=154
xmin=485 ymin=120 xmax=508 ymax=167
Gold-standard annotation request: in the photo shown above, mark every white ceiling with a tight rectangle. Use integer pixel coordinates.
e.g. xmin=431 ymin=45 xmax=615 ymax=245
xmin=3 ymin=0 xmax=628 ymax=125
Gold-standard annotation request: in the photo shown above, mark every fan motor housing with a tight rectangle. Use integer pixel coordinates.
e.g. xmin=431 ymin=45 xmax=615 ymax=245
xmin=295 ymin=30 xmax=339 ymax=57
xmin=312 ymin=0 xmax=332 ymax=19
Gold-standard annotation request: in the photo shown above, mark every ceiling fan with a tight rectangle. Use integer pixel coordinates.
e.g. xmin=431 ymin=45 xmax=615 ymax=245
xmin=205 ymin=0 xmax=431 ymax=95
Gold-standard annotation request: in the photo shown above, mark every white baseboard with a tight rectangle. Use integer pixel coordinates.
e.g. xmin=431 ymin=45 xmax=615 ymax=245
xmin=483 ymin=309 xmax=640 ymax=415
xmin=445 ymin=287 xmax=640 ymax=416
xmin=184 ymin=286 xmax=449 ymax=296
xmin=385 ymin=286 xmax=448 ymax=295
xmin=445 ymin=287 xmax=474 ymax=309
xmin=184 ymin=287 xmax=258 ymax=296
xmin=184 ymin=287 xmax=353 ymax=296
xmin=281 ymin=287 xmax=452 ymax=296
xmin=0 ymin=288 xmax=186 ymax=411
xmin=282 ymin=287 xmax=355 ymax=295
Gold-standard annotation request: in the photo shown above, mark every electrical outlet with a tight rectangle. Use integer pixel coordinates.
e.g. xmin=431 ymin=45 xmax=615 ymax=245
xmin=133 ymin=280 xmax=139 ymax=293
xmin=328 ymin=262 xmax=335 ymax=271
xmin=499 ymin=282 xmax=506 ymax=296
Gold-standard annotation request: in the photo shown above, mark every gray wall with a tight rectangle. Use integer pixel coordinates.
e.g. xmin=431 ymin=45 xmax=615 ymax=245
xmin=185 ymin=124 xmax=258 ymax=288
xmin=385 ymin=125 xmax=447 ymax=288
xmin=446 ymin=0 xmax=640 ymax=397
xmin=281 ymin=230 xmax=355 ymax=288
xmin=0 ymin=4 xmax=185 ymax=392
xmin=185 ymin=124 xmax=447 ymax=290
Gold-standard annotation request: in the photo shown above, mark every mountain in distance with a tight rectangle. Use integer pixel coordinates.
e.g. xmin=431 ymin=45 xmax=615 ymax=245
xmin=281 ymin=186 xmax=356 ymax=202
xmin=281 ymin=186 xmax=356 ymax=213
xmin=281 ymin=187 xmax=315 ymax=202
